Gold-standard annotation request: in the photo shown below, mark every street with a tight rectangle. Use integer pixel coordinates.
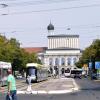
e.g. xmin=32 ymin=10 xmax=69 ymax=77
xmin=0 ymin=0 xmax=100 ymax=100
xmin=0 ymin=89 xmax=100 ymax=100
xmin=13 ymin=90 xmax=100 ymax=100
xmin=0 ymin=77 xmax=76 ymax=93
xmin=0 ymin=77 xmax=100 ymax=100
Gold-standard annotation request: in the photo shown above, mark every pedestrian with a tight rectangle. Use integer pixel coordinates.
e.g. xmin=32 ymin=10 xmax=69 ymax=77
xmin=53 ymin=69 xmax=56 ymax=78
xmin=27 ymin=75 xmax=32 ymax=92
xmin=6 ymin=69 xmax=17 ymax=100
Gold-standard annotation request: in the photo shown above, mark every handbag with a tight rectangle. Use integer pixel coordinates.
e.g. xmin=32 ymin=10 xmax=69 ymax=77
xmin=9 ymin=95 xmax=12 ymax=100
xmin=6 ymin=94 xmax=12 ymax=100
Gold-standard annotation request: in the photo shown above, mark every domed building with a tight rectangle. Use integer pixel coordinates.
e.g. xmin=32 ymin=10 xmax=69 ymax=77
xmin=43 ymin=23 xmax=82 ymax=75
xmin=47 ymin=23 xmax=54 ymax=30
xmin=24 ymin=23 xmax=82 ymax=76
xmin=47 ymin=23 xmax=54 ymax=35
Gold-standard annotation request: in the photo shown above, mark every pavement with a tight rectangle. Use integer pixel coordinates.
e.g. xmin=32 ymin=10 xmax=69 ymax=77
xmin=16 ymin=77 xmax=79 ymax=94
xmin=29 ymin=78 xmax=100 ymax=94
xmin=73 ymin=78 xmax=100 ymax=90
xmin=0 ymin=77 xmax=100 ymax=95
xmin=0 ymin=77 xmax=100 ymax=100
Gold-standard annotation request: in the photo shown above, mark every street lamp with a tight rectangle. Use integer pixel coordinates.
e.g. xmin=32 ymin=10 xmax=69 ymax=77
xmin=0 ymin=4 xmax=8 ymax=8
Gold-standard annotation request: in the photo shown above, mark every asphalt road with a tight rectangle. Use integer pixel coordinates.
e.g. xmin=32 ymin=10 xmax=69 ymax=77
xmin=0 ymin=77 xmax=100 ymax=100
xmin=0 ymin=90 xmax=100 ymax=100
xmin=0 ymin=77 xmax=75 ymax=93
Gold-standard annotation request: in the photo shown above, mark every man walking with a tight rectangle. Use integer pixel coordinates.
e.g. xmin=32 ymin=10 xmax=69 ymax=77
xmin=6 ymin=69 xmax=17 ymax=100
xmin=27 ymin=75 xmax=32 ymax=92
xmin=53 ymin=69 xmax=56 ymax=78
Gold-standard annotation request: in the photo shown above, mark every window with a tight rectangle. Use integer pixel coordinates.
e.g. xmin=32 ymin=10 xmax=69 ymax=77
xmin=73 ymin=58 xmax=77 ymax=64
xmin=28 ymin=68 xmax=36 ymax=75
xmin=68 ymin=58 xmax=71 ymax=65
xmin=3 ymin=69 xmax=8 ymax=77
xmin=55 ymin=58 xmax=59 ymax=65
xmin=49 ymin=58 xmax=53 ymax=65
xmin=61 ymin=58 xmax=65 ymax=65
xmin=65 ymin=68 xmax=70 ymax=73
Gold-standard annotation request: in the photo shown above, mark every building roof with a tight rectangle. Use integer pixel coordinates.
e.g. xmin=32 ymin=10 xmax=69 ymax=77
xmin=48 ymin=34 xmax=79 ymax=38
xmin=23 ymin=47 xmax=47 ymax=54
xmin=47 ymin=47 xmax=81 ymax=51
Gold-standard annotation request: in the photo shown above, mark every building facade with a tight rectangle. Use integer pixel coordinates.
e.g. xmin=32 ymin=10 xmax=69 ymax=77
xmin=43 ymin=23 xmax=81 ymax=74
xmin=23 ymin=23 xmax=82 ymax=75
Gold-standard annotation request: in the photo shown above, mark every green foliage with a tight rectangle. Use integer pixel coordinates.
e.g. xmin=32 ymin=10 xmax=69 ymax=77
xmin=75 ymin=61 xmax=83 ymax=68
xmin=0 ymin=34 xmax=41 ymax=71
xmin=76 ymin=39 xmax=100 ymax=68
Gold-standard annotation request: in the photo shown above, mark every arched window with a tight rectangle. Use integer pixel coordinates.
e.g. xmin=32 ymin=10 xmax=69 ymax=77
xmin=68 ymin=58 xmax=71 ymax=65
xmin=55 ymin=58 xmax=59 ymax=65
xmin=61 ymin=58 xmax=65 ymax=65
xmin=73 ymin=58 xmax=77 ymax=64
xmin=49 ymin=58 xmax=53 ymax=65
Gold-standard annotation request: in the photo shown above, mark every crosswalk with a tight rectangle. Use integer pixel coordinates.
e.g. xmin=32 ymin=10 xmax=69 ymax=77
xmin=0 ymin=79 xmax=28 ymax=94
xmin=0 ymin=77 xmax=76 ymax=94
xmin=0 ymin=79 xmax=47 ymax=94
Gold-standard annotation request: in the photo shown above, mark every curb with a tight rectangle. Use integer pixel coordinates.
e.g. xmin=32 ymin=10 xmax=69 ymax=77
xmin=93 ymin=80 xmax=100 ymax=82
xmin=17 ymin=88 xmax=79 ymax=95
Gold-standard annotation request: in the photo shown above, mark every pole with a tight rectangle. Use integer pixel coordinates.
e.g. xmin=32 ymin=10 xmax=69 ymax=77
xmin=58 ymin=65 xmax=60 ymax=78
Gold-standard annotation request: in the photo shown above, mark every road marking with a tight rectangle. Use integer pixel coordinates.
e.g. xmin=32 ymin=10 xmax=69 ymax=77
xmin=2 ymin=78 xmax=79 ymax=95
xmin=37 ymin=91 xmax=47 ymax=94
xmin=17 ymin=89 xmax=75 ymax=94
xmin=48 ymin=90 xmax=73 ymax=94
xmin=72 ymin=79 xmax=79 ymax=91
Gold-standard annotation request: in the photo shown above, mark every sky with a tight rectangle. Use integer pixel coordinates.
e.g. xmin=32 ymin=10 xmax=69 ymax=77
xmin=0 ymin=0 xmax=100 ymax=50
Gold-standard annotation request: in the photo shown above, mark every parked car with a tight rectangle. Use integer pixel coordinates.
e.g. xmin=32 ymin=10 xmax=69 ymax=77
xmin=16 ymin=74 xmax=23 ymax=79
xmin=64 ymin=68 xmax=71 ymax=77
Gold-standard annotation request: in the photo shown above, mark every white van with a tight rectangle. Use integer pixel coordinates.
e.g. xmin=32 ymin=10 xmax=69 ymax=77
xmin=70 ymin=68 xmax=82 ymax=78
xmin=64 ymin=68 xmax=71 ymax=77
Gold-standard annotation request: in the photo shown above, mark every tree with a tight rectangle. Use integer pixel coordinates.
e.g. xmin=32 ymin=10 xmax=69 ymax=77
xmin=76 ymin=39 xmax=100 ymax=68
xmin=0 ymin=34 xmax=41 ymax=72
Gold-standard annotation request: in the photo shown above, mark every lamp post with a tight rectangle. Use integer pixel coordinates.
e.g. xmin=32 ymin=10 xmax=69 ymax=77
xmin=0 ymin=4 xmax=8 ymax=8
xmin=56 ymin=65 xmax=60 ymax=78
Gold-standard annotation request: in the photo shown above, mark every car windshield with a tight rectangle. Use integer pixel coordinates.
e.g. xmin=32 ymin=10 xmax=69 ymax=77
xmin=28 ymin=68 xmax=36 ymax=75
xmin=65 ymin=69 xmax=70 ymax=73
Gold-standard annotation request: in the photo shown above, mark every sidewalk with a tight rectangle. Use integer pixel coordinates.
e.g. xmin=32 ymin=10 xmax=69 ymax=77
xmin=17 ymin=78 xmax=78 ymax=94
xmin=74 ymin=78 xmax=100 ymax=90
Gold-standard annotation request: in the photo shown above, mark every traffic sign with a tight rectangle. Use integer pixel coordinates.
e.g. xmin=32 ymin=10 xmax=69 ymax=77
xmin=95 ymin=62 xmax=100 ymax=69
